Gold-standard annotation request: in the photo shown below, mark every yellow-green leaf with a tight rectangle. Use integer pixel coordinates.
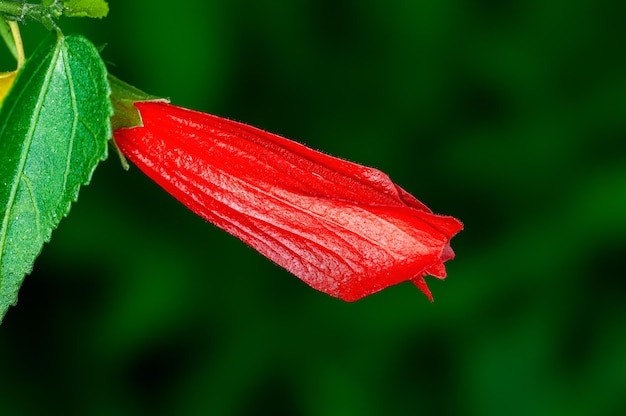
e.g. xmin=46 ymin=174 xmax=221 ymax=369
xmin=63 ymin=0 xmax=109 ymax=19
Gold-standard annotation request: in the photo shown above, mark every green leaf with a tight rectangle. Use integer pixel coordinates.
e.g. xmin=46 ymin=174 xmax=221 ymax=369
xmin=62 ymin=0 xmax=109 ymax=19
xmin=0 ymin=33 xmax=112 ymax=323
xmin=0 ymin=19 xmax=17 ymax=62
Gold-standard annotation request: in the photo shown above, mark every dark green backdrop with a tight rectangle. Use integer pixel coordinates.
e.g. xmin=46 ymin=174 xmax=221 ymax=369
xmin=1 ymin=1 xmax=625 ymax=415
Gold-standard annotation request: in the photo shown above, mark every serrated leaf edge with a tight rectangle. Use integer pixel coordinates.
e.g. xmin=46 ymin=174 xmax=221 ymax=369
xmin=0 ymin=34 xmax=112 ymax=322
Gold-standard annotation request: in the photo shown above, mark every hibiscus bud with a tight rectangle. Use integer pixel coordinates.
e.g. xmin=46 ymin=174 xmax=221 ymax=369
xmin=112 ymin=100 xmax=462 ymax=301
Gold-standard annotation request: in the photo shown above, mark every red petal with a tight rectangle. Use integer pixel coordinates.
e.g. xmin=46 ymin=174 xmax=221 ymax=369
xmin=114 ymin=102 xmax=463 ymax=301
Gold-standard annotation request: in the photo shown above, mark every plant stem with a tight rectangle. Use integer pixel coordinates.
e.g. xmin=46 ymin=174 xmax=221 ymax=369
xmin=0 ymin=1 xmax=63 ymax=28
xmin=0 ymin=2 xmax=23 ymax=20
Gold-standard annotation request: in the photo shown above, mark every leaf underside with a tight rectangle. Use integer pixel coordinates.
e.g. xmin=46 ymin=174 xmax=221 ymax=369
xmin=0 ymin=33 xmax=112 ymax=323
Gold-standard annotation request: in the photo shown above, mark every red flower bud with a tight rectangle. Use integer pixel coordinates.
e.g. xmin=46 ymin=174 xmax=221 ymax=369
xmin=113 ymin=102 xmax=462 ymax=301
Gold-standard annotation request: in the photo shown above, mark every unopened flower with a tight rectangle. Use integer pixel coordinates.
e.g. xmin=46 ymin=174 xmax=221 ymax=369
xmin=113 ymin=100 xmax=462 ymax=301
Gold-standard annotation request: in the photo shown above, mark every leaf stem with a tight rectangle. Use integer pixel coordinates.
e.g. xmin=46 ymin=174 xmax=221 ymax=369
xmin=8 ymin=20 xmax=23 ymax=68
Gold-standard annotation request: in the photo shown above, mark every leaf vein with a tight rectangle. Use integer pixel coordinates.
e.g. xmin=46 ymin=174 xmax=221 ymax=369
xmin=0 ymin=40 xmax=61 ymax=273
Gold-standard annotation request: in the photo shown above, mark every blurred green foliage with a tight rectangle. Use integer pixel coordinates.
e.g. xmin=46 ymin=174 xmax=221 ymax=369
xmin=1 ymin=1 xmax=625 ymax=415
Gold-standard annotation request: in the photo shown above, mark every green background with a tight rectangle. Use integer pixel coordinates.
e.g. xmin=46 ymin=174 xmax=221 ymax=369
xmin=2 ymin=0 xmax=625 ymax=415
